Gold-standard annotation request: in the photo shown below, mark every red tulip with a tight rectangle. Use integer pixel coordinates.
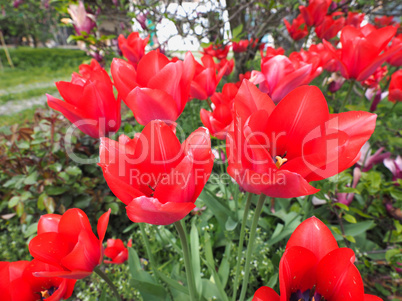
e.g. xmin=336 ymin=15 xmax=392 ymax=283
xmin=226 ymin=80 xmax=377 ymax=198
xmin=283 ymin=15 xmax=308 ymax=41
xmin=200 ymin=83 xmax=238 ymax=139
xmin=299 ymin=0 xmax=332 ymax=27
xmin=389 ymin=70 xmax=402 ymax=103
xmin=315 ymin=13 xmax=345 ymax=40
xmin=0 ymin=260 xmax=76 ymax=301
xmin=191 ymin=55 xmax=227 ymax=100
xmin=47 ymin=59 xmax=121 ymax=138
xmin=324 ymin=25 xmax=402 ymax=81
xmin=253 ymin=217 xmax=382 ymax=301
xmin=104 ymin=239 xmax=132 ymax=264
xmin=361 ymin=66 xmax=388 ymax=90
xmin=387 ymin=34 xmax=402 ymax=67
xmin=345 ymin=11 xmax=365 ymax=28
xmin=289 ymin=49 xmax=323 ymax=84
xmin=118 ymin=32 xmax=149 ymax=67
xmin=28 ymin=208 xmax=111 ymax=279
xmin=111 ymin=50 xmax=195 ymax=125
xmin=374 ymin=15 xmax=399 ymax=29
xmin=250 ymin=54 xmax=313 ymax=103
xmin=260 ymin=46 xmax=285 ymax=60
xmin=232 ymin=39 xmax=258 ymax=53
xmin=99 ymin=120 xmax=214 ymax=225
xmin=309 ymin=43 xmax=340 ymax=72
xmin=216 ymin=58 xmax=234 ymax=76
xmin=202 ymin=44 xmax=230 ymax=60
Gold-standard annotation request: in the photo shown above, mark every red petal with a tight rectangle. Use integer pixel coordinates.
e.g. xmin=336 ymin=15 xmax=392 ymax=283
xmin=97 ymin=209 xmax=111 ymax=245
xmin=316 ymin=248 xmax=364 ymax=300
xmin=37 ymin=214 xmax=61 ymax=234
xmin=61 ymin=229 xmax=100 ymax=274
xmin=136 ymin=50 xmax=170 ymax=86
xmin=286 ymin=217 xmax=338 ymax=261
xmin=47 ymin=94 xmax=100 ymax=138
xmin=111 ymin=58 xmax=138 ymax=101
xmin=279 ymin=246 xmax=318 ymax=300
xmin=58 ymin=208 xmax=93 ymax=243
xmin=29 ymin=233 xmax=72 ymax=266
xmin=253 ymin=286 xmax=280 ymax=301
xmin=125 ymin=87 xmax=179 ymax=125
xmin=364 ymin=295 xmax=383 ymax=301
xmin=55 ymin=81 xmax=84 ymax=107
xmin=265 ymin=86 xmax=329 ymax=159
xmin=126 ymin=196 xmax=196 ymax=225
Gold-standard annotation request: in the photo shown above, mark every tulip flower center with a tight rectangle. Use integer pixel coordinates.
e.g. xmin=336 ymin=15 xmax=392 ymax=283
xmin=290 ymin=287 xmax=325 ymax=301
xmin=275 ymin=155 xmax=288 ymax=169
xmin=40 ymin=287 xmax=56 ymax=300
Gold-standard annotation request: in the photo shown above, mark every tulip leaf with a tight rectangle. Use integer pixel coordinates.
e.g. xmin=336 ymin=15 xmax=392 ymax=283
xmin=343 ymin=214 xmax=357 ymax=224
xmin=218 ymin=241 xmax=231 ymax=288
xmin=190 ymin=219 xmax=202 ymax=297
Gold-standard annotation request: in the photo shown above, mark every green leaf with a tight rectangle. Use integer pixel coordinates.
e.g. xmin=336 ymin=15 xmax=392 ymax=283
xmin=8 ymin=196 xmax=20 ymax=208
xmin=334 ymin=202 xmax=350 ymax=211
xmin=343 ymin=214 xmax=357 ymax=224
xmin=232 ymin=24 xmax=243 ymax=42
xmin=225 ymin=216 xmax=238 ymax=231
xmin=385 ymin=248 xmax=401 ymax=262
xmin=44 ymin=196 xmax=55 ymax=214
xmin=190 ymin=220 xmax=202 ymax=297
xmin=23 ymin=171 xmax=38 ymax=185
xmin=345 ymin=235 xmax=356 ymax=243
xmin=65 ymin=166 xmax=82 ymax=177
xmin=105 ymin=203 xmax=120 ymax=215
xmin=45 ymin=186 xmax=68 ymax=195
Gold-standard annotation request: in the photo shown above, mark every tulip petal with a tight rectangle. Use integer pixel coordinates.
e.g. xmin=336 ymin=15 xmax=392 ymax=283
xmin=61 ymin=229 xmax=101 ymax=274
xmin=47 ymin=94 xmax=100 ymax=138
xmin=58 ymin=208 xmax=93 ymax=244
xmin=253 ymin=286 xmax=280 ymax=301
xmin=316 ymin=248 xmax=364 ymax=300
xmin=126 ymin=196 xmax=196 ymax=225
xmin=125 ymin=87 xmax=179 ymax=125
xmin=136 ymin=51 xmax=170 ymax=86
xmin=34 ymin=270 xmax=92 ymax=279
xmin=286 ymin=216 xmax=339 ymax=261
xmin=111 ymin=58 xmax=138 ymax=101
xmin=364 ymin=295 xmax=383 ymax=301
xmin=37 ymin=214 xmax=61 ymax=235
xmin=55 ymin=81 xmax=85 ymax=107
xmin=265 ymin=86 xmax=329 ymax=159
xmin=279 ymin=246 xmax=318 ymax=300
xmin=97 ymin=209 xmax=111 ymax=245
xmin=29 ymin=232 xmax=72 ymax=266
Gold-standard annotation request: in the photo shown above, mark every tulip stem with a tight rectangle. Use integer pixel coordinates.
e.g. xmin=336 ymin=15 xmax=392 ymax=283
xmin=139 ymin=223 xmax=160 ymax=283
xmin=94 ymin=266 xmax=122 ymax=301
xmin=206 ymin=97 xmax=213 ymax=111
xmin=339 ymin=80 xmax=355 ymax=112
xmin=232 ymin=192 xmax=253 ymax=301
xmin=238 ymin=194 xmax=267 ymax=301
xmin=174 ymin=221 xmax=197 ymax=301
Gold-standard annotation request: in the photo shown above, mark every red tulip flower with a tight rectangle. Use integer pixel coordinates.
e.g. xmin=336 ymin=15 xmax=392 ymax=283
xmin=111 ymin=50 xmax=195 ymax=125
xmin=315 ymin=13 xmax=345 ymax=40
xmin=118 ymin=32 xmax=149 ymax=67
xmin=104 ymin=239 xmax=132 ymax=264
xmin=299 ymin=0 xmax=332 ymax=27
xmin=202 ymin=44 xmax=230 ymax=60
xmin=232 ymin=39 xmax=257 ymax=53
xmin=191 ymin=55 xmax=227 ymax=100
xmin=345 ymin=11 xmax=365 ymax=28
xmin=200 ymin=83 xmax=238 ymax=139
xmin=226 ymin=80 xmax=377 ymax=198
xmin=389 ymin=70 xmax=402 ymax=103
xmin=309 ymin=43 xmax=340 ymax=72
xmin=28 ymin=208 xmax=111 ymax=279
xmin=253 ymin=217 xmax=382 ymax=301
xmin=324 ymin=25 xmax=402 ymax=81
xmin=374 ymin=15 xmax=399 ymax=29
xmin=260 ymin=46 xmax=285 ymax=60
xmin=216 ymin=58 xmax=234 ymax=76
xmin=250 ymin=54 xmax=314 ymax=103
xmin=47 ymin=59 xmax=121 ymax=139
xmin=283 ymin=15 xmax=308 ymax=41
xmin=387 ymin=34 xmax=402 ymax=67
xmin=99 ymin=120 xmax=214 ymax=225
xmin=0 ymin=260 xmax=76 ymax=301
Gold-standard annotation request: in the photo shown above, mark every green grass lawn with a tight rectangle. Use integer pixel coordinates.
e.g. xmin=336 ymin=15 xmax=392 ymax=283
xmin=0 ymin=47 xmax=87 ymax=126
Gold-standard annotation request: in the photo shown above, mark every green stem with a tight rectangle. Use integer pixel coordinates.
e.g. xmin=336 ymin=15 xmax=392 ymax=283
xmin=139 ymin=223 xmax=160 ymax=283
xmin=232 ymin=192 xmax=253 ymax=301
xmin=339 ymin=80 xmax=355 ymax=112
xmin=206 ymin=97 xmax=213 ymax=111
xmin=174 ymin=221 xmax=197 ymax=301
xmin=94 ymin=266 xmax=122 ymax=301
xmin=238 ymin=194 xmax=267 ymax=301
